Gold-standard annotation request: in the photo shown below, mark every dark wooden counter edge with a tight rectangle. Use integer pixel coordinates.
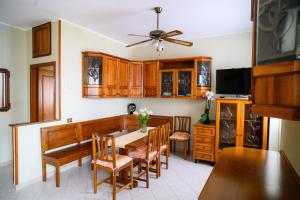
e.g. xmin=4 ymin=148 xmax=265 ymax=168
xmin=280 ymin=150 xmax=300 ymax=187
xmin=198 ymin=148 xmax=300 ymax=200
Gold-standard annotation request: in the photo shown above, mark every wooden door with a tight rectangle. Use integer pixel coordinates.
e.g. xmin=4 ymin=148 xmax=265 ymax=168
xmin=175 ymin=68 xmax=194 ymax=98
xmin=129 ymin=62 xmax=143 ymax=97
xmin=143 ymin=61 xmax=159 ymax=97
xmin=118 ymin=59 xmax=129 ymax=97
xmin=215 ymin=99 xmax=239 ymax=160
xmin=239 ymin=100 xmax=268 ymax=150
xmin=104 ymin=56 xmax=118 ymax=97
xmin=30 ymin=62 xmax=56 ymax=122
xmin=38 ymin=69 xmax=55 ymax=121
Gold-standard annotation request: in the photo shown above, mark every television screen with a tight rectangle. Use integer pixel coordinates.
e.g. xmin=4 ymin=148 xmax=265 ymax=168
xmin=216 ymin=68 xmax=251 ymax=95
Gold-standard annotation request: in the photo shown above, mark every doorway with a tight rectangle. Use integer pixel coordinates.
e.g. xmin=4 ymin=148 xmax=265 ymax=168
xmin=30 ymin=62 xmax=56 ymax=122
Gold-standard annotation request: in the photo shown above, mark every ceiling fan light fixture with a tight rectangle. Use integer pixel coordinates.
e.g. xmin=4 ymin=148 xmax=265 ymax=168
xmin=153 ymin=39 xmax=164 ymax=52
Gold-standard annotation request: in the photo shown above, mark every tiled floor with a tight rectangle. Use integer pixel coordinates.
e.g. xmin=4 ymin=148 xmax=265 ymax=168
xmin=0 ymin=153 xmax=213 ymax=200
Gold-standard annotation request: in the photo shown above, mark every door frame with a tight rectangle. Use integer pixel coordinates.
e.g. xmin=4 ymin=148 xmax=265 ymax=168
xmin=30 ymin=61 xmax=56 ymax=122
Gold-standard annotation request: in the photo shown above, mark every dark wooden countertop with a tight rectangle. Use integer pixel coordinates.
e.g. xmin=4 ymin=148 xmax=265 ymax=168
xmin=199 ymin=147 xmax=300 ymax=200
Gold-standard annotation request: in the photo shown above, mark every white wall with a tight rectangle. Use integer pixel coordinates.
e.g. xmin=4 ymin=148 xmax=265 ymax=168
xmin=60 ymin=20 xmax=132 ymax=121
xmin=0 ymin=23 xmax=28 ymax=165
xmin=132 ymin=32 xmax=252 ymax=122
xmin=280 ymin=120 xmax=300 ymax=176
xmin=15 ymin=20 xmax=134 ymax=186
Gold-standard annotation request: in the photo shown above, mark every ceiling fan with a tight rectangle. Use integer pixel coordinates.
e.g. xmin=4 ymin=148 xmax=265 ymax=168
xmin=126 ymin=7 xmax=193 ymax=51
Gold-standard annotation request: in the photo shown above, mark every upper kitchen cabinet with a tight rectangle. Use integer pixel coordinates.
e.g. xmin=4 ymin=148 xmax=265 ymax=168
xmin=129 ymin=61 xmax=143 ymax=98
xmin=118 ymin=59 xmax=129 ymax=97
xmin=252 ymin=0 xmax=300 ymax=120
xmin=32 ymin=22 xmax=51 ymax=58
xmin=143 ymin=61 xmax=159 ymax=97
xmin=82 ymin=52 xmax=105 ymax=98
xmin=103 ymin=56 xmax=118 ymax=97
xmin=195 ymin=57 xmax=212 ymax=98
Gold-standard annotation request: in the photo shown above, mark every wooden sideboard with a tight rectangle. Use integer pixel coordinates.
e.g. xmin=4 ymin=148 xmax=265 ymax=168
xmin=215 ymin=98 xmax=268 ymax=161
xmin=82 ymin=51 xmax=212 ymax=99
xmin=193 ymin=122 xmax=215 ymax=163
xmin=199 ymin=147 xmax=300 ymax=200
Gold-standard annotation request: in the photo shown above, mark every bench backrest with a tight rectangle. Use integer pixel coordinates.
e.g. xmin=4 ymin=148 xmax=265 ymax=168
xmin=41 ymin=123 xmax=81 ymax=152
xmin=80 ymin=116 xmax=123 ymax=141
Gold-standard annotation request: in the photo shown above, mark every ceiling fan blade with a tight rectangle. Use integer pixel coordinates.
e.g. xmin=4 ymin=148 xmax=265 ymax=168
xmin=164 ymin=38 xmax=193 ymax=47
xmin=161 ymin=30 xmax=183 ymax=38
xmin=126 ymin=39 xmax=153 ymax=47
xmin=128 ymin=34 xmax=150 ymax=38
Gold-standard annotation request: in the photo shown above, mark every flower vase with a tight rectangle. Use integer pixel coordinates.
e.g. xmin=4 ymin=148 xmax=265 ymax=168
xmin=140 ymin=122 xmax=147 ymax=133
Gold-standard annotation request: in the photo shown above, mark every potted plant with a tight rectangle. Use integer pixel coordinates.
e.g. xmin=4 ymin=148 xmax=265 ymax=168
xmin=134 ymin=108 xmax=153 ymax=133
xmin=200 ymin=90 xmax=215 ymax=124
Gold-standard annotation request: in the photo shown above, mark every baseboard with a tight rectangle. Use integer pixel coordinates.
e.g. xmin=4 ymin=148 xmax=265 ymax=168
xmin=0 ymin=160 xmax=12 ymax=167
xmin=15 ymin=156 xmax=91 ymax=190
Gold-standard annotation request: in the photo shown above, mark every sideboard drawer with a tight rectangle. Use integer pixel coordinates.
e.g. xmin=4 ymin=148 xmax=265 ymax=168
xmin=193 ymin=152 xmax=214 ymax=162
xmin=194 ymin=136 xmax=214 ymax=145
xmin=194 ymin=144 xmax=214 ymax=154
xmin=194 ymin=128 xmax=215 ymax=136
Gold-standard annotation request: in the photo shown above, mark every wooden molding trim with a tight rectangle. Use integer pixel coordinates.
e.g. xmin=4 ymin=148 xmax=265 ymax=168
xmin=12 ymin=127 xmax=19 ymax=185
xmin=279 ymin=150 xmax=300 ymax=187
xmin=252 ymin=104 xmax=300 ymax=121
xmin=253 ymin=60 xmax=300 ymax=77
xmin=58 ymin=20 xmax=62 ymax=120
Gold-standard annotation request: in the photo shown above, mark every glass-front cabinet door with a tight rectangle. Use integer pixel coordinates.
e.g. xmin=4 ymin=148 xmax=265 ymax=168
xmin=176 ymin=69 xmax=193 ymax=98
xmin=216 ymin=101 xmax=239 ymax=153
xmin=82 ymin=52 xmax=104 ymax=97
xmin=242 ymin=103 xmax=265 ymax=149
xmin=160 ymin=70 xmax=174 ymax=97
xmin=195 ymin=58 xmax=211 ymax=98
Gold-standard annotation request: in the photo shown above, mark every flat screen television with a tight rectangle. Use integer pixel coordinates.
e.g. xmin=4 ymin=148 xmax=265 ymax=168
xmin=216 ymin=68 xmax=251 ymax=95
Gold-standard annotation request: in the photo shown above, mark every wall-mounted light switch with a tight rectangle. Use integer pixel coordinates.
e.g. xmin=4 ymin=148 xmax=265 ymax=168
xmin=67 ymin=118 xmax=73 ymax=123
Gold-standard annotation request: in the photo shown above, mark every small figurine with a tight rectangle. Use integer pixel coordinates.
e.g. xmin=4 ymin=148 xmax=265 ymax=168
xmin=127 ymin=103 xmax=136 ymax=114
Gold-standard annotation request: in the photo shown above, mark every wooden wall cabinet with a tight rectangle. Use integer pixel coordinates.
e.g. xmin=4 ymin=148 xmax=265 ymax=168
xmin=193 ymin=122 xmax=215 ymax=163
xmin=143 ymin=61 xmax=159 ymax=97
xmin=32 ymin=22 xmax=51 ymax=58
xmin=215 ymin=98 xmax=268 ymax=161
xmin=129 ymin=61 xmax=143 ymax=98
xmin=103 ymin=56 xmax=118 ymax=97
xmin=195 ymin=58 xmax=212 ymax=98
xmin=82 ymin=52 xmax=105 ymax=98
xmin=251 ymin=0 xmax=300 ymax=120
xmin=118 ymin=59 xmax=129 ymax=97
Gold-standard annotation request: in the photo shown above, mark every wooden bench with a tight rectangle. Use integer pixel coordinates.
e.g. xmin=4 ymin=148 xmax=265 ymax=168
xmin=41 ymin=123 xmax=92 ymax=187
xmin=40 ymin=115 xmax=173 ymax=187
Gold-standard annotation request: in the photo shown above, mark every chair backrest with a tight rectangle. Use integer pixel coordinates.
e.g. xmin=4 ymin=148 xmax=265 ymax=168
xmin=146 ymin=127 xmax=160 ymax=160
xmin=160 ymin=123 xmax=170 ymax=147
xmin=174 ymin=116 xmax=191 ymax=134
xmin=92 ymin=132 xmax=116 ymax=169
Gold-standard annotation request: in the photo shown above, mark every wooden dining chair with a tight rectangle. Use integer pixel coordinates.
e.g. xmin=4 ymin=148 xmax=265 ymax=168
xmin=159 ymin=123 xmax=170 ymax=175
xmin=92 ymin=132 xmax=133 ymax=200
xmin=128 ymin=127 xmax=160 ymax=188
xmin=170 ymin=116 xmax=191 ymax=160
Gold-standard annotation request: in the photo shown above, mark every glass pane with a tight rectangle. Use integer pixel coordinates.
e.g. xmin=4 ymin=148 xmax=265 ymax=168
xmin=256 ymin=0 xmax=300 ymax=65
xmin=219 ymin=103 xmax=237 ymax=149
xmin=243 ymin=104 xmax=264 ymax=149
xmin=177 ymin=71 xmax=191 ymax=96
xmin=197 ymin=61 xmax=210 ymax=87
xmin=84 ymin=56 xmax=103 ymax=85
xmin=161 ymin=72 xmax=173 ymax=96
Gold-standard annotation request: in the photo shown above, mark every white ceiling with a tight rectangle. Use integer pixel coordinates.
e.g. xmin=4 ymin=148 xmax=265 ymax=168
xmin=0 ymin=0 xmax=252 ymax=44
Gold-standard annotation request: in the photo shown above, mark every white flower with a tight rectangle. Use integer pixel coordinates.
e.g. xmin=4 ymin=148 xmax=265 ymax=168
xmin=206 ymin=91 xmax=215 ymax=100
xmin=142 ymin=113 xmax=146 ymax=117
xmin=133 ymin=111 xmax=139 ymax=115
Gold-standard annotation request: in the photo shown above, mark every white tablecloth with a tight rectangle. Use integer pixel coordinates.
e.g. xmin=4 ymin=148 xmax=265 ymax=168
xmin=115 ymin=127 xmax=154 ymax=148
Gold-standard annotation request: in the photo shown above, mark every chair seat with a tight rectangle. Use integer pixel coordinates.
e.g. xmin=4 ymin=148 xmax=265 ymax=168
xmin=128 ymin=150 xmax=157 ymax=162
xmin=170 ymin=132 xmax=189 ymax=141
xmin=93 ymin=154 xmax=132 ymax=170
